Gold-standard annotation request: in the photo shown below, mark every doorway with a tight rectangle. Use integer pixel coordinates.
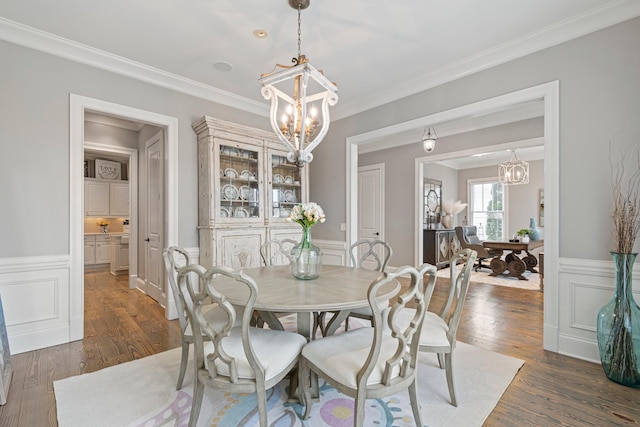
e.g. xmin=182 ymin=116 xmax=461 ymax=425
xmin=345 ymin=81 xmax=559 ymax=352
xmin=69 ymin=94 xmax=180 ymax=342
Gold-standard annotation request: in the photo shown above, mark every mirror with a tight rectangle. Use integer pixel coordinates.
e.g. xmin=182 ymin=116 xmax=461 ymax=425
xmin=424 ymin=178 xmax=442 ymax=228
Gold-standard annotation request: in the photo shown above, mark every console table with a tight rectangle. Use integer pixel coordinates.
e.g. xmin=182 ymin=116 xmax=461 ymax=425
xmin=482 ymin=240 xmax=544 ymax=281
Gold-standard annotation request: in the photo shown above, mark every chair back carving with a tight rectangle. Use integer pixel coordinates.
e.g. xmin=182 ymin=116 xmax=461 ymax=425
xmin=349 ymin=239 xmax=393 ymax=272
xmin=440 ymin=248 xmax=477 ymax=342
xmin=163 ymin=246 xmax=192 ymax=332
xmin=360 ymin=263 xmax=437 ymax=388
xmin=177 ymin=264 xmax=262 ymax=384
xmin=259 ymin=239 xmax=297 ymax=266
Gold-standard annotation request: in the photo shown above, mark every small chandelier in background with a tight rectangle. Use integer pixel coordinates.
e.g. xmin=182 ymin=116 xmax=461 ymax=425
xmin=422 ymin=127 xmax=437 ymax=153
xmin=498 ymin=149 xmax=529 ymax=185
xmin=259 ymin=0 xmax=338 ymax=166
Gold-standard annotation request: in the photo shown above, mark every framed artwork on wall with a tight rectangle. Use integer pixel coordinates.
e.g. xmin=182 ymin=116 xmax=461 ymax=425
xmin=95 ymin=159 xmax=122 ymax=180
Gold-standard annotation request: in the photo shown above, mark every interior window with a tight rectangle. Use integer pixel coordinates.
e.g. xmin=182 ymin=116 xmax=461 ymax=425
xmin=469 ymin=180 xmax=505 ymax=240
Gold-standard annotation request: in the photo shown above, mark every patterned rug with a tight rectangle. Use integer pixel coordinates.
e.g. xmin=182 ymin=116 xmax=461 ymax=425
xmin=54 ymin=339 xmax=523 ymax=427
xmin=437 ymin=265 xmax=542 ymax=291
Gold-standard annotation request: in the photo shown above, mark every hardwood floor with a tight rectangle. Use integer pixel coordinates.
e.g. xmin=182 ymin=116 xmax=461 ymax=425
xmin=0 ymin=269 xmax=638 ymax=426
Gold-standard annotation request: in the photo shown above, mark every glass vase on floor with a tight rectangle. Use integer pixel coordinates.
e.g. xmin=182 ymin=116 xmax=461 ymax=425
xmin=596 ymin=252 xmax=640 ymax=387
xmin=290 ymin=227 xmax=322 ymax=280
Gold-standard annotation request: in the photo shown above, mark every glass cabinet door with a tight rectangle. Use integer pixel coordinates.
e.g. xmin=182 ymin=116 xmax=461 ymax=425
xmin=268 ymin=150 xmax=303 ymax=221
xmin=218 ymin=142 xmax=262 ymax=221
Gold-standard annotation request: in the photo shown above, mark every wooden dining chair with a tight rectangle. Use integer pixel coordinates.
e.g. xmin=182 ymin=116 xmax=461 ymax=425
xmin=177 ymin=263 xmax=307 ymax=427
xmin=163 ymin=246 xmax=245 ymax=390
xmin=299 ymin=263 xmax=438 ymax=427
xmin=319 ymin=239 xmax=393 ymax=335
xmin=396 ymin=248 xmax=477 ymax=407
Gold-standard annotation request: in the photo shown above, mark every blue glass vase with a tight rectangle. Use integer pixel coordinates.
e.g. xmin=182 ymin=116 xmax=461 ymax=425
xmin=528 ymin=217 xmax=541 ymax=241
xmin=290 ymin=227 xmax=322 ymax=280
xmin=596 ymin=252 xmax=640 ymax=387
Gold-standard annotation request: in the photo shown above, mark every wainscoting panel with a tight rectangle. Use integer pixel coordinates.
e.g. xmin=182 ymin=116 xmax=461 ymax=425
xmin=314 ymin=239 xmax=347 ymax=266
xmin=558 ymin=257 xmax=640 ymax=363
xmin=0 ymin=255 xmax=70 ymax=355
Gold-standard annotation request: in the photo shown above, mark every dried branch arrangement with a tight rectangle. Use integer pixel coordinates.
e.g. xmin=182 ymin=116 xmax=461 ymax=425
xmin=610 ymin=144 xmax=640 ymax=253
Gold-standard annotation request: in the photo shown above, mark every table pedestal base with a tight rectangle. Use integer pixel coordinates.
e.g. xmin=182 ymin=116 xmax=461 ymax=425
xmin=489 ymin=251 xmax=539 ymax=280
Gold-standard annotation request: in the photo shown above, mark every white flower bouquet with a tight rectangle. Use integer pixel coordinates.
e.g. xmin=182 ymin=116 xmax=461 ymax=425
xmin=287 ymin=202 xmax=326 ymax=229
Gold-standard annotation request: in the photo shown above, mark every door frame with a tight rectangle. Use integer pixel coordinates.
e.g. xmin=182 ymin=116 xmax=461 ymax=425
xmin=345 ymin=81 xmax=559 ymax=352
xmin=70 ymin=94 xmax=179 ymax=341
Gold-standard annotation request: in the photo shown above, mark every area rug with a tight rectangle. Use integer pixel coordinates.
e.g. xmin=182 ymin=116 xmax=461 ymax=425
xmin=437 ymin=265 xmax=541 ymax=291
xmin=54 ymin=341 xmax=523 ymax=427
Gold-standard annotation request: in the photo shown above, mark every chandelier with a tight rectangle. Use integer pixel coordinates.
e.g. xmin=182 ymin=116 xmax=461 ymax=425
xmin=259 ymin=0 xmax=338 ymax=166
xmin=498 ymin=149 xmax=529 ymax=185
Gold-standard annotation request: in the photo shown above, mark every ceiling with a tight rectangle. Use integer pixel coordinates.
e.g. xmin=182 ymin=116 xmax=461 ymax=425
xmin=2 ymin=0 xmax=639 ymax=121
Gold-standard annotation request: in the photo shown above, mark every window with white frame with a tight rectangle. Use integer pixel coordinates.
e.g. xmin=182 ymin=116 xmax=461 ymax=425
xmin=468 ymin=179 xmax=505 ymax=241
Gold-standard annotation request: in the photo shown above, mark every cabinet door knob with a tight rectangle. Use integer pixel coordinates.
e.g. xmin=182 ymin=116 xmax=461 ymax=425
xmin=144 ymin=238 xmax=150 ymax=242
xmin=374 ymin=232 xmax=380 ymax=236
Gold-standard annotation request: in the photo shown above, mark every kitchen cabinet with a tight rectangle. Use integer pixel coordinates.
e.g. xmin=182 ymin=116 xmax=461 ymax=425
xmin=95 ymin=235 xmax=112 ymax=264
xmin=110 ymin=234 xmax=129 ymax=275
xmin=84 ymin=179 xmax=129 ymax=217
xmin=109 ymin=182 xmax=129 ymax=216
xmin=84 ymin=236 xmax=96 ymax=264
xmin=423 ymin=229 xmax=460 ymax=269
xmin=84 ymin=235 xmax=111 ymax=265
xmin=84 ymin=180 xmax=109 ymax=216
xmin=193 ymin=116 xmax=308 ymax=268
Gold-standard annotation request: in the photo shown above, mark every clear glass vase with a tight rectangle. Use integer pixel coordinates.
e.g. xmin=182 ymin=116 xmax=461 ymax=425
xmin=290 ymin=227 xmax=322 ymax=280
xmin=596 ymin=252 xmax=640 ymax=387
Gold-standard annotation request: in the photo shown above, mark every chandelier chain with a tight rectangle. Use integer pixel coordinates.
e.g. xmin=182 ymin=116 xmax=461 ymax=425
xmin=297 ymin=6 xmax=302 ymax=59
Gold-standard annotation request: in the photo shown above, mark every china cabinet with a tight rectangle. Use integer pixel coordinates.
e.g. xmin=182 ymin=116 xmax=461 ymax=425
xmin=193 ymin=116 xmax=307 ymax=268
xmin=423 ymin=229 xmax=460 ymax=269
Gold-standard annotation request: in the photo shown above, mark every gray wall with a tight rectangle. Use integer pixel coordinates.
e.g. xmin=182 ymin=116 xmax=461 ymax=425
xmin=0 ymin=39 xmax=271 ymax=258
xmin=310 ymin=16 xmax=640 ymax=262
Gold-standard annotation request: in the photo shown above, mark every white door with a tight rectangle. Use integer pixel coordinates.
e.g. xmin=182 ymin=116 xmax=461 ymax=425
xmin=357 ymin=164 xmax=384 ymax=269
xmin=144 ymin=132 xmax=164 ymax=303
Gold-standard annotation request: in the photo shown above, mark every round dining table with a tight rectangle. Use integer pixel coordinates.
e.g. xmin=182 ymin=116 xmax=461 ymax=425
xmin=213 ymin=265 xmax=399 ymax=339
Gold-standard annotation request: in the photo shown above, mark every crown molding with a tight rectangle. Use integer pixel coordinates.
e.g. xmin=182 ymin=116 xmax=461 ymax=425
xmin=332 ymin=0 xmax=640 ymax=120
xmin=0 ymin=17 xmax=269 ymax=117
xmin=1 ymin=1 xmax=639 ymax=121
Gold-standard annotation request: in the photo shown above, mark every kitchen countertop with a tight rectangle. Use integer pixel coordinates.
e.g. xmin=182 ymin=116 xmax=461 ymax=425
xmin=85 ymin=232 xmax=129 ymax=236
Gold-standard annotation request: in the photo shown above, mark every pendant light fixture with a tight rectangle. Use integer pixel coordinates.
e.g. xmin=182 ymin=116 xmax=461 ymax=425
xmin=259 ymin=0 xmax=338 ymax=166
xmin=498 ymin=149 xmax=529 ymax=185
xmin=422 ymin=127 xmax=437 ymax=153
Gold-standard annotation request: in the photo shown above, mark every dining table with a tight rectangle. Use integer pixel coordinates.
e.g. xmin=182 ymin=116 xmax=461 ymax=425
xmin=212 ymin=264 xmax=399 ymax=339
xmin=482 ymin=239 xmax=544 ymax=281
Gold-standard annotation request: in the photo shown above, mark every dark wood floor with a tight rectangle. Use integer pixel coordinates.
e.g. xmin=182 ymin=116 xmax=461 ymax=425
xmin=0 ymin=269 xmax=638 ymax=426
